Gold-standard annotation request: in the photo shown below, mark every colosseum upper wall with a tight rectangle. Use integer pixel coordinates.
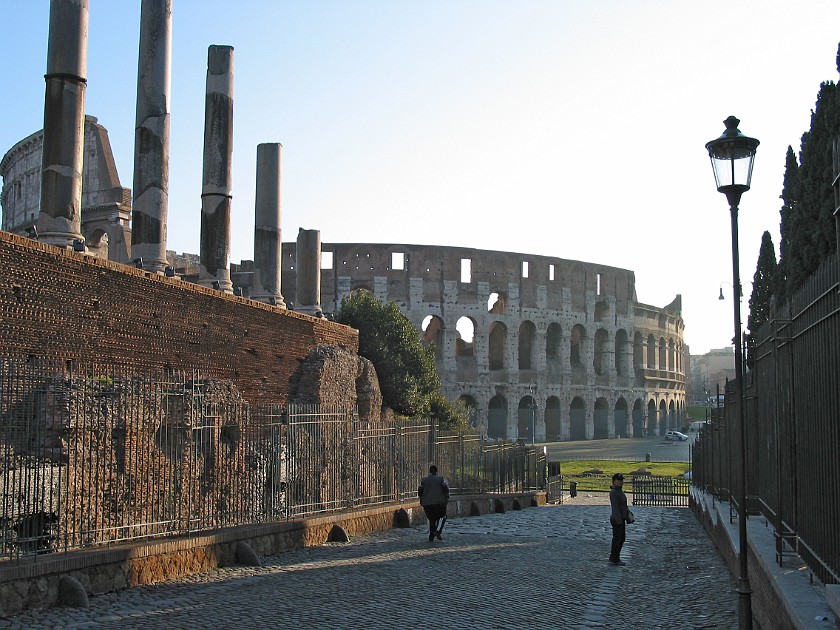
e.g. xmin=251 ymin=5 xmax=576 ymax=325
xmin=249 ymin=242 xmax=689 ymax=443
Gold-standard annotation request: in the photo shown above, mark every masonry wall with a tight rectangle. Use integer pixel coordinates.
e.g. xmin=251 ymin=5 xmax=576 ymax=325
xmin=0 ymin=231 xmax=358 ymax=406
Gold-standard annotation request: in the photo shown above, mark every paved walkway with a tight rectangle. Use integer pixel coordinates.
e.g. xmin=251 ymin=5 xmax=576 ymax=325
xmin=1 ymin=498 xmax=738 ymax=630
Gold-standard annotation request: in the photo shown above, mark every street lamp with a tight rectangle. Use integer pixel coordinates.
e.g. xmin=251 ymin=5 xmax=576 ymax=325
xmin=706 ymin=115 xmax=759 ymax=629
xmin=527 ymin=381 xmax=537 ymax=446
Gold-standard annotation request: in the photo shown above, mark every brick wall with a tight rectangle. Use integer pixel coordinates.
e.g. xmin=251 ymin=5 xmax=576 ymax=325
xmin=0 ymin=231 xmax=358 ymax=406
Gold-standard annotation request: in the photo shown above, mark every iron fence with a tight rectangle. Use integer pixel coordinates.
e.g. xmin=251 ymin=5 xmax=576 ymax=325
xmin=692 ymin=252 xmax=840 ymax=584
xmin=0 ymin=358 xmax=540 ymax=561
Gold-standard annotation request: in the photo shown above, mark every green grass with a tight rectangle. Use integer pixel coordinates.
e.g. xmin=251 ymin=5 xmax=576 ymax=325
xmin=555 ymin=459 xmax=691 ymax=494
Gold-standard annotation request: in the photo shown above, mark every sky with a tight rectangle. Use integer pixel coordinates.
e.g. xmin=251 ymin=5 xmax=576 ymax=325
xmin=2 ymin=1 xmax=839 ymax=355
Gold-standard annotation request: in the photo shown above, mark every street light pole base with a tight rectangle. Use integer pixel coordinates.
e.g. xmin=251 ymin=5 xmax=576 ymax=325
xmin=737 ymin=579 xmax=753 ymax=628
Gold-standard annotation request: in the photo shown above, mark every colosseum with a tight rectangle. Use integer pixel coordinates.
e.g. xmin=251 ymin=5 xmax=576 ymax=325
xmin=268 ymin=242 xmax=687 ymax=442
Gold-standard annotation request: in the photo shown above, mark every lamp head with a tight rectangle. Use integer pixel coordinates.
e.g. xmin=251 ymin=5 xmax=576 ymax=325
xmin=705 ymin=116 xmax=759 ymax=207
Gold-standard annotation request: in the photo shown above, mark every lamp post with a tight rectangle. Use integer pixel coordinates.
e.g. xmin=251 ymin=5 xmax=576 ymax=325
xmin=706 ymin=115 xmax=759 ymax=629
xmin=528 ymin=381 xmax=537 ymax=446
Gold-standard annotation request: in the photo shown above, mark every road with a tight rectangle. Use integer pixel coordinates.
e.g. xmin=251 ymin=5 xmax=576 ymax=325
xmin=543 ymin=433 xmax=694 ymax=463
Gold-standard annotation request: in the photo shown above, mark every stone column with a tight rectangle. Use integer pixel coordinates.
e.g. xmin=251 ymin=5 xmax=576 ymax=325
xmin=131 ymin=0 xmax=172 ymax=273
xmin=295 ymin=228 xmax=323 ymax=317
xmin=38 ymin=0 xmax=89 ymax=248
xmin=251 ymin=143 xmax=285 ymax=306
xmin=198 ymin=45 xmax=234 ymax=293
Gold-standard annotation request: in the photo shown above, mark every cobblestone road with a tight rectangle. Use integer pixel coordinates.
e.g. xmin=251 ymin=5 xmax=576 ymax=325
xmin=2 ymin=501 xmax=738 ymax=629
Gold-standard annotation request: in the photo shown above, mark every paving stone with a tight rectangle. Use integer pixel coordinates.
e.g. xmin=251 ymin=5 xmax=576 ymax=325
xmin=0 ymin=504 xmax=738 ymax=629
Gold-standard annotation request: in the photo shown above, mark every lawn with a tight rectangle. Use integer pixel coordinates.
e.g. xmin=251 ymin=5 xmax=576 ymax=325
xmin=554 ymin=459 xmax=691 ymax=493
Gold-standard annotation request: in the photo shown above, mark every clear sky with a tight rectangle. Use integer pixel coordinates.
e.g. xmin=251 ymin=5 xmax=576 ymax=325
xmin=2 ymin=1 xmax=839 ymax=355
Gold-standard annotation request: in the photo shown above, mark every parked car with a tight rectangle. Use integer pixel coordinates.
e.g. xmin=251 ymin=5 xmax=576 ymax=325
xmin=665 ymin=430 xmax=688 ymax=441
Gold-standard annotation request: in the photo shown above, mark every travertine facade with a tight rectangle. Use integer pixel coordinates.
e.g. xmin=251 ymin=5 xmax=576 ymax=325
xmin=0 ymin=117 xmax=132 ymax=262
xmin=270 ymin=242 xmax=687 ymax=442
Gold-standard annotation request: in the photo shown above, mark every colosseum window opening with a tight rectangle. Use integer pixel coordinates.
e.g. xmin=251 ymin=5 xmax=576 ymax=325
xmin=549 ymin=264 xmax=555 ymax=281
xmin=597 ymin=273 xmax=602 ymax=295
xmin=456 ymin=317 xmax=475 ymax=358
xmin=546 ymin=323 xmax=561 ymax=359
xmin=460 ymin=258 xmax=471 ymax=283
xmin=391 ymin=252 xmax=405 ymax=270
xmin=659 ymin=338 xmax=666 ymax=370
xmin=521 ymin=261 xmax=529 ymax=278
xmin=488 ymin=322 xmax=506 ymax=370
xmin=518 ymin=320 xmax=536 ymax=370
xmin=593 ymin=329 xmax=608 ymax=375
xmin=322 ymin=251 xmax=334 ymax=270
xmin=570 ymin=324 xmax=585 ymax=366
xmin=488 ymin=292 xmax=506 ymax=314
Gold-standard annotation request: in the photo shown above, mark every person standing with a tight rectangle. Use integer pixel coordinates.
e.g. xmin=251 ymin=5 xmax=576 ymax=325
xmin=609 ymin=472 xmax=629 ymax=565
xmin=418 ymin=465 xmax=449 ymax=542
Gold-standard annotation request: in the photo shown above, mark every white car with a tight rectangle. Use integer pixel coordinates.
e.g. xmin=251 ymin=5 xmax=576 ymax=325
xmin=665 ymin=430 xmax=688 ymax=441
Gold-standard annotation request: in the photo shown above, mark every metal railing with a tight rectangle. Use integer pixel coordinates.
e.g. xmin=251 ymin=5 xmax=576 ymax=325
xmin=0 ymin=358 xmax=541 ymax=561
xmin=692 ymin=252 xmax=840 ymax=584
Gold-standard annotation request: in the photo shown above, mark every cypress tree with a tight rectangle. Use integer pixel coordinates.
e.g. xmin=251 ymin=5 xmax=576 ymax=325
xmin=748 ymin=231 xmax=778 ymax=336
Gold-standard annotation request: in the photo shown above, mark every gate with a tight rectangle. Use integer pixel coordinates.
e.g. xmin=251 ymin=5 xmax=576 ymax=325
xmin=632 ymin=476 xmax=690 ymax=506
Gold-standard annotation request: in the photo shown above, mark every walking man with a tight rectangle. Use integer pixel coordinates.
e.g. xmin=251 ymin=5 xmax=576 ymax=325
xmin=418 ymin=465 xmax=449 ymax=542
xmin=609 ymin=472 xmax=629 ymax=565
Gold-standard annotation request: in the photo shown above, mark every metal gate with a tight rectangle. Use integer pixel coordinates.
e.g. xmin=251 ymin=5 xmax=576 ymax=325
xmin=632 ymin=476 xmax=690 ymax=506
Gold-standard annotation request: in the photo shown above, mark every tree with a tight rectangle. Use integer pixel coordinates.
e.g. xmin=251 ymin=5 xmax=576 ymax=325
xmin=777 ymin=44 xmax=840 ymax=299
xmin=335 ymin=289 xmax=440 ymax=418
xmin=747 ymin=231 xmax=777 ymax=337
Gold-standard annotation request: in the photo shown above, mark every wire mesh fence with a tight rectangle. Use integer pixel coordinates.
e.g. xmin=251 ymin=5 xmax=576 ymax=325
xmin=0 ymin=358 xmax=541 ymax=561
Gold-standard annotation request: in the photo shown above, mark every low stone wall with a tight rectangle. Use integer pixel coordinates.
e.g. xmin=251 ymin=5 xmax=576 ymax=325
xmin=0 ymin=490 xmax=543 ymax=617
xmin=690 ymin=488 xmax=835 ymax=629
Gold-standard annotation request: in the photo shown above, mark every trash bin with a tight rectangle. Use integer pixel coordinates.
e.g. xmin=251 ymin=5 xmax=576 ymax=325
xmin=569 ymin=482 xmax=577 ymax=498
xmin=645 ymin=453 xmax=651 ymax=462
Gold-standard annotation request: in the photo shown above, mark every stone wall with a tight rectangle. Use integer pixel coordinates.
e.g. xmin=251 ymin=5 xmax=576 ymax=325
xmin=0 ymin=230 xmax=358 ymax=407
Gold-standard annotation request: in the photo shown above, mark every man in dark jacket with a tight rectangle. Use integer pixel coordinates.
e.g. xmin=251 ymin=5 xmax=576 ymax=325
xmin=418 ymin=465 xmax=449 ymax=542
xmin=609 ymin=472 xmax=630 ymax=565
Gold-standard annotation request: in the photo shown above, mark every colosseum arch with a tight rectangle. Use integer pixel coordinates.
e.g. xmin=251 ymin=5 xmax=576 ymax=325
xmin=669 ymin=399 xmax=676 ymax=430
xmin=488 ymin=322 xmax=507 ymax=371
xmin=570 ymin=397 xmax=586 ymax=441
xmin=647 ymin=334 xmax=656 ymax=368
xmin=518 ymin=396 xmax=536 ymax=443
xmin=658 ymin=337 xmax=667 ymax=370
xmin=633 ymin=331 xmax=644 ymax=370
xmin=614 ymin=398 xmax=629 ymax=438
xmin=632 ymin=399 xmax=644 ymax=437
xmin=421 ymin=315 xmax=444 ymax=360
xmin=545 ymin=323 xmax=563 ymax=383
xmin=647 ymin=399 xmax=657 ymax=436
xmin=455 ymin=316 xmax=476 ymax=358
xmin=487 ymin=395 xmax=507 ymax=440
xmin=668 ymin=339 xmax=676 ymax=373
xmin=488 ymin=292 xmax=507 ymax=314
xmin=658 ymin=399 xmax=667 ymax=435
xmin=593 ymin=328 xmax=609 ymax=376
xmin=594 ymin=300 xmax=609 ymax=322
xmin=86 ymin=228 xmax=109 ymax=259
xmin=593 ymin=397 xmax=609 ymax=439
xmin=545 ymin=396 xmax=561 ymax=442
xmin=615 ymin=329 xmax=628 ymax=376
xmin=518 ymin=320 xmax=537 ymax=370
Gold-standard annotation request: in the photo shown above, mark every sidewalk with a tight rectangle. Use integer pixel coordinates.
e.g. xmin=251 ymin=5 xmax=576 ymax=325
xmin=692 ymin=489 xmax=836 ymax=629
xmin=2 ymin=502 xmax=738 ymax=629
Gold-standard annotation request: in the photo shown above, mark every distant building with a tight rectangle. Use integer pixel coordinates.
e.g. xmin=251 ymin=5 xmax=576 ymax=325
xmin=690 ymin=347 xmax=735 ymax=401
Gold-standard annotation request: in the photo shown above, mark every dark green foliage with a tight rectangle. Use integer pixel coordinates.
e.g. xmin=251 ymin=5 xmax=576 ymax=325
xmin=748 ymin=231 xmax=777 ymax=337
xmin=335 ymin=289 xmax=440 ymax=418
xmin=427 ymin=392 xmax=471 ymax=432
xmin=777 ymin=65 xmax=840 ymax=298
